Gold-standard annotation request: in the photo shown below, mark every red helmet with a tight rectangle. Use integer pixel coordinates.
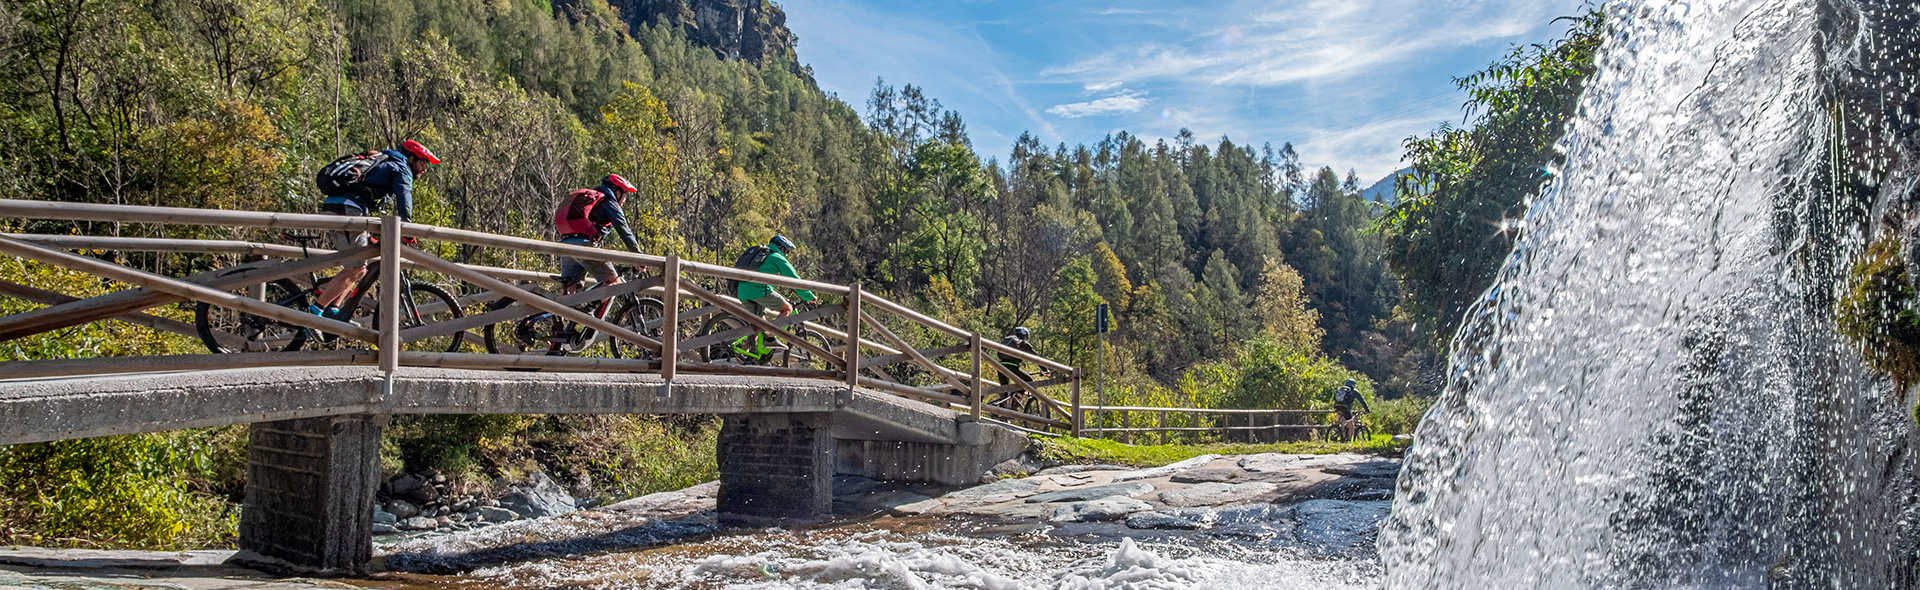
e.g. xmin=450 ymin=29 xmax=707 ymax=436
xmin=604 ymin=173 xmax=638 ymax=193
xmin=400 ymin=139 xmax=440 ymax=165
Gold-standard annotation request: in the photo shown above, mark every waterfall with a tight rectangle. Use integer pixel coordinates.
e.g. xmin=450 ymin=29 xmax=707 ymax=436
xmin=1379 ymin=1 xmax=1920 ymax=588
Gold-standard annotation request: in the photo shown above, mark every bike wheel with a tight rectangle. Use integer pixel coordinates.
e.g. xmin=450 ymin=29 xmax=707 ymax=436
xmin=1352 ymin=425 xmax=1373 ymax=444
xmin=195 ymin=280 xmax=310 ymax=354
xmin=488 ymin=312 xmax=564 ymax=356
xmin=695 ymin=315 xmax=752 ymax=363
xmin=395 ymin=281 xmax=465 ymax=353
xmin=778 ymin=329 xmax=835 ymax=370
xmin=610 ymin=297 xmax=666 ymax=360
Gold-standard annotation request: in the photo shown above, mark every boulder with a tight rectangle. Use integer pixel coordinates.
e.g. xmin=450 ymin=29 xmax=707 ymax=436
xmin=1024 ymin=482 xmax=1155 ymax=504
xmin=1237 ymin=454 xmax=1297 ymax=473
xmin=385 ymin=500 xmax=420 ymax=519
xmin=499 ymin=472 xmax=576 ymax=519
xmin=398 ymin=517 xmax=437 ymax=531
xmin=1158 ymin=482 xmax=1279 ymax=507
xmin=385 ymin=474 xmax=427 ymax=497
xmin=371 ymin=523 xmax=400 ymax=535
xmin=405 ymin=484 xmax=439 ymax=504
xmin=1050 ymin=497 xmax=1152 ymax=523
xmin=373 ymin=511 xmax=398 ymax=525
xmin=942 ymin=477 xmax=1041 ymax=499
xmin=471 ymin=506 xmax=519 ymax=523
xmin=1111 ymin=454 xmax=1220 ymax=482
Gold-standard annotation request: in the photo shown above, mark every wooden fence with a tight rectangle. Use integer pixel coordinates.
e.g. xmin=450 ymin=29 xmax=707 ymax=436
xmin=0 ymin=198 xmax=1328 ymax=442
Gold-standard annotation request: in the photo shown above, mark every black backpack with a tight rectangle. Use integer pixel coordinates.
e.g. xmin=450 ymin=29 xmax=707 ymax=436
xmin=315 ymin=150 xmax=392 ymax=205
xmin=727 ymin=245 xmax=773 ymax=295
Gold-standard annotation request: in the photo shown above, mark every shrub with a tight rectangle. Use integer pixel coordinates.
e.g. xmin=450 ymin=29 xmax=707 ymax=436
xmin=1365 ymin=396 xmax=1435 ymax=436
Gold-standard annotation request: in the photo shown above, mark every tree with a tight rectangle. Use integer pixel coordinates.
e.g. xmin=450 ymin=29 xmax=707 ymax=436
xmin=1379 ymin=9 xmax=1604 ymax=347
xmin=1041 ymin=257 xmax=1105 ymax=371
xmin=1255 ymin=255 xmax=1323 ymax=352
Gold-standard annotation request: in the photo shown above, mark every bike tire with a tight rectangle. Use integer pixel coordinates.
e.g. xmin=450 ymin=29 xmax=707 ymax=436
xmin=695 ymin=315 xmax=752 ymax=363
xmin=1353 ymin=425 xmax=1373 ymax=444
xmin=395 ymin=281 xmax=466 ymax=353
xmin=610 ymin=297 xmax=667 ymax=360
xmin=195 ymin=279 xmax=310 ymax=354
xmin=778 ymin=329 xmax=835 ymax=370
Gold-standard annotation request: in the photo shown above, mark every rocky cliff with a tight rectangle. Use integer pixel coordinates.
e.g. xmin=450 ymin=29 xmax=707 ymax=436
xmin=601 ymin=0 xmax=798 ymax=65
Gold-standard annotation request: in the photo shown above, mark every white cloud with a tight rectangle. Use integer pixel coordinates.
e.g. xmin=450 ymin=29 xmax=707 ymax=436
xmin=1047 ymin=92 xmax=1151 ymax=118
xmin=1043 ymin=0 xmax=1558 ymax=89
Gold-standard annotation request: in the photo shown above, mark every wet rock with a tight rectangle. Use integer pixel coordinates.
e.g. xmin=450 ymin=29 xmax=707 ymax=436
xmin=833 ymin=474 xmax=883 ymax=496
xmin=1158 ymin=481 xmax=1279 ymax=507
xmin=1035 ymin=464 xmax=1132 ymax=476
xmin=372 ymin=523 xmax=400 ymax=535
xmin=1237 ymin=454 xmax=1297 ymax=473
xmin=435 ymin=516 xmax=453 ymax=528
xmin=889 ymin=496 xmax=942 ymax=516
xmin=499 ymin=472 xmax=576 ymax=519
xmin=1025 ymin=482 xmax=1155 ymax=504
xmin=472 ymin=507 xmax=518 ymax=523
xmin=406 ymin=484 xmax=439 ymax=504
xmin=1050 ymin=497 xmax=1152 ymax=523
xmin=1292 ymin=499 xmax=1391 ymax=553
xmin=386 ymin=500 xmax=420 ymax=519
xmin=1129 ymin=504 xmax=1289 ymax=530
xmin=398 ymin=517 xmax=437 ymax=531
xmin=603 ymin=482 xmax=719 ymax=515
xmin=1169 ymin=468 xmax=1249 ymax=483
xmin=452 ymin=498 xmax=474 ymax=512
xmin=950 ymin=501 xmax=1056 ymax=521
xmin=1111 ymin=454 xmax=1220 ymax=482
xmin=1323 ymin=460 xmax=1400 ymax=479
xmin=448 ymin=512 xmax=467 ymax=523
xmin=987 ymin=453 xmax=1055 ymax=479
xmin=943 ymin=477 xmax=1041 ymax=499
xmin=373 ymin=511 xmax=398 ymax=525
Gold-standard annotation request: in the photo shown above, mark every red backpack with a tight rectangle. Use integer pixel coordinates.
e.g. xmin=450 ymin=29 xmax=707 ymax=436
xmin=554 ymin=188 xmax=609 ymax=237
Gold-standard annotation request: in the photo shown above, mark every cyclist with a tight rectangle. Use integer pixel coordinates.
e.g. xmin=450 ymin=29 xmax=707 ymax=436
xmin=731 ymin=235 xmax=815 ymax=360
xmin=1333 ymin=378 xmax=1371 ymax=441
xmin=553 ymin=174 xmax=643 ymax=295
xmin=311 ymin=139 xmax=438 ymax=317
xmin=996 ymin=326 xmax=1038 ymax=382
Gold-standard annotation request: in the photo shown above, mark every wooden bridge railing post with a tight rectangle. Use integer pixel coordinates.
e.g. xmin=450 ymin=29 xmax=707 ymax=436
xmin=378 ymin=215 xmax=401 ymax=374
xmin=1070 ymin=368 xmax=1083 ymax=438
xmin=1159 ymin=410 xmax=1168 ymax=445
xmin=661 ymin=253 xmax=680 ymax=382
xmin=844 ymin=283 xmax=862 ymax=389
xmin=969 ymin=332 xmax=982 ymax=421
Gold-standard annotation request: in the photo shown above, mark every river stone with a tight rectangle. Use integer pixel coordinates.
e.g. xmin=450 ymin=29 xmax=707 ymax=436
xmin=373 ymin=510 xmax=398 ymax=525
xmin=1025 ymin=481 xmax=1155 ymax=503
xmin=1111 ymin=454 xmax=1220 ymax=482
xmin=386 ymin=473 xmax=427 ymax=496
xmin=1158 ymin=481 xmax=1279 ymax=507
xmin=398 ymin=517 xmax=437 ymax=531
xmin=944 ymin=477 xmax=1042 ymax=499
xmin=1170 ymin=468 xmax=1251 ymax=483
xmin=1293 ymin=499 xmax=1391 ymax=553
xmin=386 ymin=500 xmax=420 ymax=519
xmin=471 ymin=506 xmax=518 ymax=523
xmin=1050 ymin=473 xmax=1098 ymax=486
xmin=500 ymin=472 xmax=576 ymax=519
xmin=1050 ymin=497 xmax=1152 ymax=523
xmin=372 ymin=523 xmax=400 ymax=535
xmin=1237 ymin=454 xmax=1297 ymax=473
xmin=885 ymin=494 xmax=940 ymax=516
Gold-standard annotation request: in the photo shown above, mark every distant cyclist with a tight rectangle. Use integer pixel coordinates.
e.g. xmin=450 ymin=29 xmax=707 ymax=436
xmin=996 ymin=326 xmax=1038 ymax=382
xmin=310 ymin=139 xmax=438 ymax=317
xmin=730 ymin=235 xmax=815 ymax=360
xmin=1333 ymin=378 xmax=1371 ymax=441
xmin=553 ymin=174 xmax=643 ymax=294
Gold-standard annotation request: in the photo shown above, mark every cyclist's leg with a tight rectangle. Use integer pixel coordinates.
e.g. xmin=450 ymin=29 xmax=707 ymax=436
xmin=1335 ymin=405 xmax=1354 ymax=440
xmin=732 ymin=296 xmax=773 ymax=358
xmin=314 ymin=204 xmax=370 ymax=312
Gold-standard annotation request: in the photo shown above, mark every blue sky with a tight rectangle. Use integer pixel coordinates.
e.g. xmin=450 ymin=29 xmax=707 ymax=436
xmin=780 ymin=0 xmax=1588 ymax=184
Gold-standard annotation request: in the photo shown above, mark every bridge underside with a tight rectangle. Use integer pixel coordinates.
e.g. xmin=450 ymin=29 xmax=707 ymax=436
xmin=0 ymin=367 xmax=1026 ymax=575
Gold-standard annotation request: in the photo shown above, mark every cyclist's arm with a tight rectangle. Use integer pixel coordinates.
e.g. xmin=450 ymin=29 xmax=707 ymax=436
xmin=764 ymin=254 xmax=815 ymax=301
xmin=389 ymin=164 xmax=414 ymax=222
xmin=599 ymin=199 xmax=641 ymax=253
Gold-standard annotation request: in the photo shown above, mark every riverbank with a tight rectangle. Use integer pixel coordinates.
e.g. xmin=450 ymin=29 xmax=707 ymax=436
xmin=2 ymin=446 xmax=1399 ymax=589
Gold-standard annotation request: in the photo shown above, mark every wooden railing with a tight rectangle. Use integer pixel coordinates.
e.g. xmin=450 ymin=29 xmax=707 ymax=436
xmin=1079 ymin=406 xmax=1339 ymax=445
xmin=0 ymin=199 xmax=1084 ymax=434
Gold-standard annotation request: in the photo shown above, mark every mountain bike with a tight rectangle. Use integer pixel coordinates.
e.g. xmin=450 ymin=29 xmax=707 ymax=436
xmin=1324 ymin=410 xmax=1372 ymax=444
xmin=983 ymin=366 xmax=1053 ymax=418
xmin=692 ymin=301 xmax=834 ymax=369
xmin=482 ymin=266 xmax=670 ymax=359
xmin=194 ymin=233 xmax=466 ymax=354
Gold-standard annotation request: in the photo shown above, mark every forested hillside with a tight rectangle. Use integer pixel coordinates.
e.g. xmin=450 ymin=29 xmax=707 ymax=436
xmin=0 ymin=0 xmax=1433 ymax=399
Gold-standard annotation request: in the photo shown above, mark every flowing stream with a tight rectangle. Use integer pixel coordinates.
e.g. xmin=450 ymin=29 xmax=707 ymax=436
xmin=1380 ymin=0 xmax=1920 ymax=588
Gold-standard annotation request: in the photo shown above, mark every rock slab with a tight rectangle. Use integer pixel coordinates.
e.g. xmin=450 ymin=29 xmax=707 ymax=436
xmin=1051 ymin=497 xmax=1153 ymax=523
xmin=499 ymin=472 xmax=577 ymax=519
xmin=1158 ymin=481 xmax=1279 ymax=507
xmin=1025 ymin=481 xmax=1155 ymax=504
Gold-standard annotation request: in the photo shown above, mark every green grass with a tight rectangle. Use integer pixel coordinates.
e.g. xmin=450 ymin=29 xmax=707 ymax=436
xmin=1034 ymin=435 xmax=1406 ymax=468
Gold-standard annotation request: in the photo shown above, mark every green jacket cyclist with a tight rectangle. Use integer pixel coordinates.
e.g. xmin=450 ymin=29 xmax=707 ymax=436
xmin=732 ymin=235 xmax=815 ymax=359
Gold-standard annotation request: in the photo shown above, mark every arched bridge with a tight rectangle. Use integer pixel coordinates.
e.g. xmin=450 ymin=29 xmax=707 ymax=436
xmin=0 ymin=199 xmax=1086 ymax=575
